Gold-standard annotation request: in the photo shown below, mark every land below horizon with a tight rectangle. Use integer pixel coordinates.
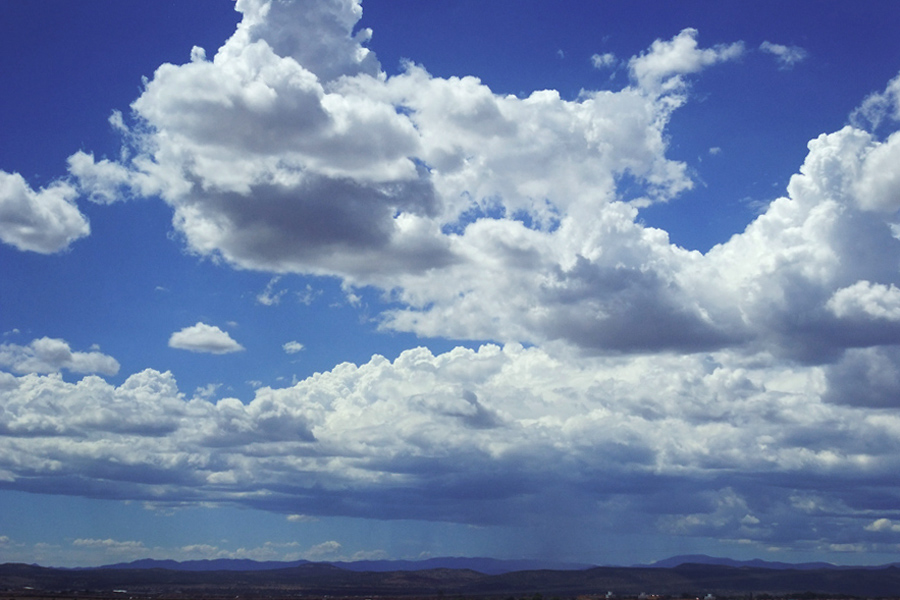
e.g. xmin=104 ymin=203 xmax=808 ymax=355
xmin=5 ymin=556 xmax=900 ymax=599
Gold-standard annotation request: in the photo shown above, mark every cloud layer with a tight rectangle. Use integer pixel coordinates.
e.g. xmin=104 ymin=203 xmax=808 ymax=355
xmin=2 ymin=343 xmax=900 ymax=553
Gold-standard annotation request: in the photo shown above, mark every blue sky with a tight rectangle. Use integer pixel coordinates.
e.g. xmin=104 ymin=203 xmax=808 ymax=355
xmin=2 ymin=0 xmax=900 ymax=568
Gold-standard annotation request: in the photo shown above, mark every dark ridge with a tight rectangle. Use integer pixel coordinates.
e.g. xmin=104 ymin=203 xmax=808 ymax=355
xmin=92 ymin=556 xmax=595 ymax=575
xmin=643 ymin=554 xmax=838 ymax=570
xmin=5 ymin=561 xmax=900 ymax=597
xmin=93 ymin=558 xmax=311 ymax=571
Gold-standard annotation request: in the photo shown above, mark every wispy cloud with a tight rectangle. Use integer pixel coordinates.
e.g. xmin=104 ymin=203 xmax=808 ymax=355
xmin=760 ymin=41 xmax=808 ymax=69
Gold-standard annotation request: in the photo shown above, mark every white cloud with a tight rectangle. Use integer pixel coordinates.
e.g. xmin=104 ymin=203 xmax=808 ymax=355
xmin=283 ymin=341 xmax=305 ymax=354
xmin=628 ymin=28 xmax=744 ymax=92
xmin=0 ymin=337 xmax=119 ymax=376
xmin=6 ymin=0 xmax=900 ymax=557
xmin=287 ymin=514 xmax=318 ymax=523
xmin=67 ymin=152 xmax=135 ymax=204
xmin=0 ymin=342 xmax=897 ymax=549
xmin=304 ymin=540 xmax=342 ymax=559
xmin=73 ymin=538 xmax=146 ymax=551
xmin=193 ymin=383 xmax=222 ymax=400
xmin=851 ymin=73 xmax=900 ymax=130
xmin=53 ymin=0 xmax=900 ymax=363
xmin=827 ymin=281 xmax=900 ymax=321
xmin=591 ymin=52 xmax=616 ymax=69
xmin=865 ymin=518 xmax=900 ymax=533
xmin=169 ymin=322 xmax=244 ymax=354
xmin=0 ymin=171 xmax=89 ymax=253
xmin=235 ymin=0 xmax=379 ymax=83
xmin=759 ymin=41 xmax=808 ymax=69
xmin=257 ymin=276 xmax=287 ymax=306
xmin=74 ymin=5 xmax=698 ymax=293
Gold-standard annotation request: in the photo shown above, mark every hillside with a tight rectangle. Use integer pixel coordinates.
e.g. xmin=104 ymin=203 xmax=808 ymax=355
xmin=4 ymin=561 xmax=900 ymax=597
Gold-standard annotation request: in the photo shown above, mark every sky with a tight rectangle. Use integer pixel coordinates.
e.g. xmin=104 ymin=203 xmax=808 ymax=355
xmin=2 ymin=0 xmax=900 ymax=569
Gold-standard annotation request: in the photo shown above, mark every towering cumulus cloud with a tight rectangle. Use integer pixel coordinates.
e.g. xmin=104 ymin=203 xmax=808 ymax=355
xmin=3 ymin=0 xmax=900 ymax=564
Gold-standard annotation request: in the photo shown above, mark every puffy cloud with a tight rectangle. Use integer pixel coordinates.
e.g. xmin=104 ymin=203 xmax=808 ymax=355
xmin=694 ymin=125 xmax=900 ymax=362
xmin=866 ymin=518 xmax=900 ymax=533
xmin=0 ymin=337 xmax=119 ymax=376
xmin=55 ymin=0 xmax=900 ymax=365
xmin=305 ymin=540 xmax=342 ymax=559
xmin=19 ymin=0 xmax=900 ymax=367
xmin=0 ymin=171 xmax=89 ymax=253
xmin=45 ymin=5 xmax=760 ymax=362
xmin=759 ymin=41 xmax=808 ymax=69
xmin=69 ymin=7 xmax=723 ymax=358
xmin=4 ymin=0 xmax=900 ymax=564
xmin=852 ymin=130 xmax=900 ymax=212
xmin=234 ymin=0 xmax=379 ymax=83
xmin=628 ymin=28 xmax=744 ymax=93
xmin=169 ymin=322 xmax=244 ymax=354
xmin=1 ymin=343 xmax=899 ymax=549
xmin=827 ymin=281 xmax=900 ymax=321
xmin=122 ymin=17 xmax=447 ymax=278
xmin=283 ymin=341 xmax=304 ymax=354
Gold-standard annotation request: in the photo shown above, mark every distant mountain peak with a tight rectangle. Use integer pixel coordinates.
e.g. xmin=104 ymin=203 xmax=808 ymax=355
xmin=644 ymin=554 xmax=837 ymax=570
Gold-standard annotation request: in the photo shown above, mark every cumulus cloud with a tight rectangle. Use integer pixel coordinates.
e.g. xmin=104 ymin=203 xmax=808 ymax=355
xmin=6 ymin=0 xmax=900 ymax=557
xmin=0 ymin=171 xmax=90 ymax=253
xmin=169 ymin=323 xmax=244 ymax=354
xmin=866 ymin=518 xmax=900 ymax=533
xmin=0 ymin=337 xmax=119 ymax=376
xmin=628 ymin=28 xmax=744 ymax=92
xmin=827 ymin=281 xmax=900 ymax=321
xmin=283 ymin=341 xmax=304 ymax=354
xmin=41 ymin=0 xmax=900 ymax=364
xmin=305 ymin=540 xmax=342 ymax=559
xmin=1 ymin=342 xmax=898 ymax=549
xmin=759 ymin=41 xmax=808 ymax=69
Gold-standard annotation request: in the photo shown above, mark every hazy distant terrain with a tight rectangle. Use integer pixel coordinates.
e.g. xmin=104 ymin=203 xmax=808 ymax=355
xmin=5 ymin=557 xmax=900 ymax=597
xmin=96 ymin=556 xmax=595 ymax=574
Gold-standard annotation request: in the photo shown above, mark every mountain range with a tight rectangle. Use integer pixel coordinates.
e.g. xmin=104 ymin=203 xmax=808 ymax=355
xmin=93 ymin=556 xmax=595 ymax=574
xmin=92 ymin=554 xmax=900 ymax=573
xmin=5 ymin=559 xmax=900 ymax=597
xmin=4 ymin=555 xmax=900 ymax=597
